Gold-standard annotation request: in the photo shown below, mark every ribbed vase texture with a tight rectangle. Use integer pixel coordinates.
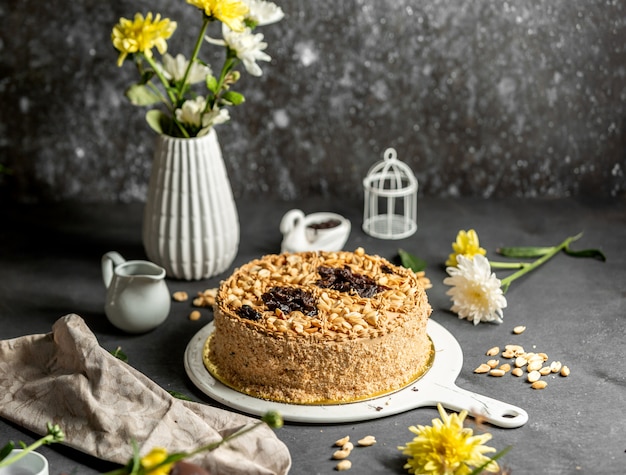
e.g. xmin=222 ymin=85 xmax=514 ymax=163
xmin=142 ymin=129 xmax=239 ymax=280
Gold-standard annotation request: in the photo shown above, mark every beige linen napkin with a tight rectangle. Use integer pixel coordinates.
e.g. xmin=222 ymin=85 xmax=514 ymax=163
xmin=0 ymin=314 xmax=291 ymax=475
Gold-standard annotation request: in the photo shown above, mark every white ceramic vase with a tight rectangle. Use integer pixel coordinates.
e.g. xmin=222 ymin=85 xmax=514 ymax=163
xmin=142 ymin=129 xmax=239 ymax=280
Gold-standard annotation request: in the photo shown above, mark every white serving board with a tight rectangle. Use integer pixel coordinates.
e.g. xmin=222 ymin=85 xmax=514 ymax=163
xmin=184 ymin=320 xmax=528 ymax=428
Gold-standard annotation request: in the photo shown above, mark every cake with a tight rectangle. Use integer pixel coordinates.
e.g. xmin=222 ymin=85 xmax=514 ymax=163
xmin=204 ymin=247 xmax=433 ymax=404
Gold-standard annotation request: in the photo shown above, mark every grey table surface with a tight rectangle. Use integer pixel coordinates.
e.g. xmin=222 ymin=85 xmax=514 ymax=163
xmin=0 ymin=197 xmax=624 ymax=474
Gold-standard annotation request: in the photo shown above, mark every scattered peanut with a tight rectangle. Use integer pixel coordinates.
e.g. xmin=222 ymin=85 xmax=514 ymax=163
xmin=539 ymin=366 xmax=552 ymax=376
xmin=189 ymin=310 xmax=201 ymax=321
xmin=511 ymin=367 xmax=524 ymax=377
xmin=336 ymin=460 xmax=352 ymax=471
xmin=531 ymin=380 xmax=548 ymax=390
xmin=527 ymin=370 xmax=541 ymax=383
xmin=476 ymin=337 xmax=570 ymax=391
xmin=513 ymin=325 xmax=526 ymax=334
xmin=474 ymin=363 xmax=491 ymax=374
xmin=194 ymin=288 xmax=218 ymax=307
xmin=342 ymin=442 xmax=354 ymax=452
xmin=172 ymin=291 xmax=189 ymax=302
xmin=487 ymin=359 xmax=500 ymax=368
xmin=357 ymin=436 xmax=376 ymax=447
xmin=515 ymin=356 xmax=528 ymax=368
xmin=505 ymin=344 xmax=525 ymax=355
xmin=501 ymin=350 xmax=515 ymax=359
xmin=332 ymin=449 xmax=351 ymax=460
xmin=334 ymin=436 xmax=350 ymax=447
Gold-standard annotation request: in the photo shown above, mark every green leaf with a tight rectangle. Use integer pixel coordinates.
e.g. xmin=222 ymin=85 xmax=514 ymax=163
xmin=398 ymin=249 xmax=427 ymax=272
xmin=125 ymin=84 xmax=162 ymax=106
xmin=110 ymin=346 xmax=128 ymax=363
xmin=496 ymin=246 xmax=555 ymax=258
xmin=139 ymin=70 xmax=156 ymax=85
xmin=206 ymin=75 xmax=219 ymax=93
xmin=146 ymin=110 xmax=168 ymax=135
xmin=563 ymin=247 xmax=606 ymax=261
xmin=0 ymin=442 xmax=15 ymax=462
xmin=222 ymin=90 xmax=245 ymax=106
xmin=168 ymin=390 xmax=193 ymax=401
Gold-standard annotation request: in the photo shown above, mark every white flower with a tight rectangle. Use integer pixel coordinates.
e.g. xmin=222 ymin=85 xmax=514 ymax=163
xmin=443 ymin=255 xmax=507 ymax=325
xmin=160 ymin=53 xmax=211 ymax=84
xmin=199 ymin=106 xmax=230 ymax=135
xmin=175 ymin=96 xmax=206 ymax=128
xmin=175 ymin=97 xmax=231 ymax=136
xmin=242 ymin=0 xmax=285 ymax=25
xmin=206 ymin=25 xmax=271 ymax=77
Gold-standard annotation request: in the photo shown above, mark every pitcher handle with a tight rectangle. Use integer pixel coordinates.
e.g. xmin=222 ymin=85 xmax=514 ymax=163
xmin=102 ymin=251 xmax=126 ymax=288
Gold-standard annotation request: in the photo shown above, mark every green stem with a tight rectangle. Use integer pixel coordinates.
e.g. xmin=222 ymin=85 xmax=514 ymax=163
xmin=208 ymin=54 xmax=237 ymax=111
xmin=142 ymin=54 xmax=191 ymax=138
xmin=0 ymin=424 xmax=64 ymax=468
xmin=500 ymin=233 xmax=582 ymax=293
xmin=143 ymin=54 xmax=177 ymax=107
xmin=489 ymin=261 xmax=529 ymax=270
xmin=178 ymin=17 xmax=211 ymax=103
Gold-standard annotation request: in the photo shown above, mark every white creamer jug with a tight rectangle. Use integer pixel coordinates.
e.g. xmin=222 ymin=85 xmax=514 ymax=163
xmin=101 ymin=251 xmax=171 ymax=333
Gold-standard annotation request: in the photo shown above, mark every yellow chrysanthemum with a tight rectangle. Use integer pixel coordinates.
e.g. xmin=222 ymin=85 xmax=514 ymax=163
xmin=140 ymin=447 xmax=173 ymax=475
xmin=398 ymin=404 xmax=499 ymax=475
xmin=446 ymin=229 xmax=487 ymax=267
xmin=187 ymin=0 xmax=249 ymax=32
xmin=112 ymin=13 xmax=177 ymax=67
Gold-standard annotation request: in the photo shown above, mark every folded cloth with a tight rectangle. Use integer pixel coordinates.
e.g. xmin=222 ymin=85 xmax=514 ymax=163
xmin=0 ymin=314 xmax=291 ymax=475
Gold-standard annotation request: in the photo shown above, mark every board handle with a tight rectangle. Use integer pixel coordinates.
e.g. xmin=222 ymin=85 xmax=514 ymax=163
xmin=424 ymin=383 xmax=529 ymax=428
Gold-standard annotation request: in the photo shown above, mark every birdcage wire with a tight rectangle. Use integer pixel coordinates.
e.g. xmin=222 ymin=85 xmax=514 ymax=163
xmin=362 ymin=147 xmax=418 ymax=240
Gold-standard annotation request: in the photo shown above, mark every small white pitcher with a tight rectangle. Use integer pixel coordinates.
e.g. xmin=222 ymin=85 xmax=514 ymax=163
xmin=102 ymin=251 xmax=171 ymax=333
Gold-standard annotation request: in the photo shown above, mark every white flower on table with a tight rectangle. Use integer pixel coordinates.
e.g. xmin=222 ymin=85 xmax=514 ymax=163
xmin=444 ymin=254 xmax=507 ymax=325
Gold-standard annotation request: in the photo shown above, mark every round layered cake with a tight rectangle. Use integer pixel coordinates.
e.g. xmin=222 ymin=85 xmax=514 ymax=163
xmin=204 ymin=247 xmax=433 ymax=404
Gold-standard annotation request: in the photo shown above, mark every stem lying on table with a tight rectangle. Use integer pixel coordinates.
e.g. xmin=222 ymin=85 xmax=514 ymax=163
xmin=499 ymin=233 xmax=582 ymax=293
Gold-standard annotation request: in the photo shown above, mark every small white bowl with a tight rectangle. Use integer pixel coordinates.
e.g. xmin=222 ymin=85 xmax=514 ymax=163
xmin=0 ymin=449 xmax=49 ymax=475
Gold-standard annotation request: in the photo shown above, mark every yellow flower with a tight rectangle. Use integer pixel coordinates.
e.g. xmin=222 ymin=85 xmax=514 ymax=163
xmin=140 ymin=447 xmax=173 ymax=475
xmin=187 ymin=0 xmax=249 ymax=32
xmin=398 ymin=404 xmax=499 ymax=475
xmin=446 ymin=229 xmax=487 ymax=267
xmin=112 ymin=13 xmax=177 ymax=67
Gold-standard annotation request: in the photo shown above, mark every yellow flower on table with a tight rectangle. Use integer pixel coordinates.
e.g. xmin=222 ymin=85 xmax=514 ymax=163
xmin=398 ymin=404 xmax=499 ymax=475
xmin=112 ymin=13 xmax=177 ymax=67
xmin=140 ymin=447 xmax=173 ymax=475
xmin=187 ymin=0 xmax=249 ymax=32
xmin=446 ymin=229 xmax=487 ymax=267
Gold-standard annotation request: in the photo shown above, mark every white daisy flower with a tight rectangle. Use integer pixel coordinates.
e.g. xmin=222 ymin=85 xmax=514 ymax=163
xmin=206 ymin=25 xmax=271 ymax=77
xmin=199 ymin=106 xmax=230 ymax=135
xmin=160 ymin=53 xmax=211 ymax=84
xmin=242 ymin=0 xmax=285 ymax=26
xmin=444 ymin=254 xmax=507 ymax=325
xmin=175 ymin=96 xmax=206 ymax=128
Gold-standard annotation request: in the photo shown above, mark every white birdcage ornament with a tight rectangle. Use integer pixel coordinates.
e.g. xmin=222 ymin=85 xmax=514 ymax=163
xmin=362 ymin=147 xmax=418 ymax=239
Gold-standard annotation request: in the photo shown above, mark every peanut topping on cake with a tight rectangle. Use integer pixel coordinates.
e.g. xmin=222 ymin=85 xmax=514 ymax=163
xmin=215 ymin=248 xmax=426 ymax=341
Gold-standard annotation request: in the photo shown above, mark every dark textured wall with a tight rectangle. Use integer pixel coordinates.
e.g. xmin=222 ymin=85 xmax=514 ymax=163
xmin=1 ymin=0 xmax=625 ymax=203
